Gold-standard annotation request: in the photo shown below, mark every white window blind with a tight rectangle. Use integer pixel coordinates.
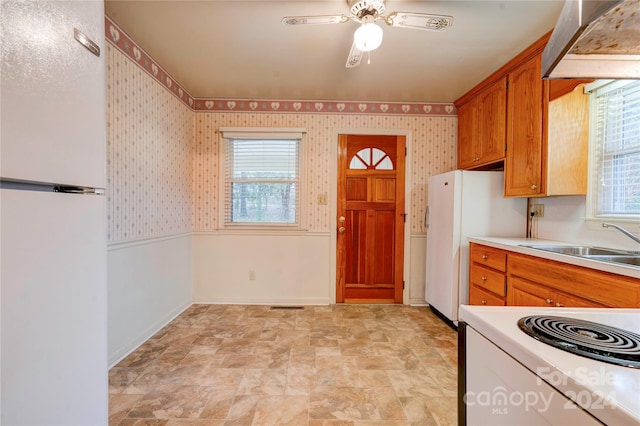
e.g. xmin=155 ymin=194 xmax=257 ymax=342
xmin=221 ymin=128 xmax=304 ymax=226
xmin=590 ymin=80 xmax=640 ymax=218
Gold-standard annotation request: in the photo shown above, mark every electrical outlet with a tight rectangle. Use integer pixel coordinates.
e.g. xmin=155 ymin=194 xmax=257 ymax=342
xmin=531 ymin=204 xmax=544 ymax=218
xmin=249 ymin=270 xmax=255 ymax=280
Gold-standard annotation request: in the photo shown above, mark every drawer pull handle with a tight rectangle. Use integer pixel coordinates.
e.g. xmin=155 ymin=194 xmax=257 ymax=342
xmin=556 ymin=302 xmax=564 ymax=307
xmin=545 ymin=298 xmax=554 ymax=305
xmin=481 ymin=276 xmax=487 ymax=281
xmin=482 ymin=254 xmax=488 ymax=260
xmin=531 ymin=184 xmax=538 ymax=190
xmin=481 ymin=299 xmax=487 ymax=305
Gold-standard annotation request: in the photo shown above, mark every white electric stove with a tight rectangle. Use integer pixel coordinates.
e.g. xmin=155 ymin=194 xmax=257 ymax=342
xmin=458 ymin=305 xmax=640 ymax=426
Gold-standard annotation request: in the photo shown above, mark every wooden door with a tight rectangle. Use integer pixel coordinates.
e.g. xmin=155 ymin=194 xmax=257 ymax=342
xmin=336 ymin=134 xmax=405 ymax=303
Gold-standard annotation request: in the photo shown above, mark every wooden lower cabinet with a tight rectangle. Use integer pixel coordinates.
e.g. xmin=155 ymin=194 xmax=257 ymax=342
xmin=507 ymin=252 xmax=640 ymax=308
xmin=468 ymin=244 xmax=640 ymax=308
xmin=469 ymin=243 xmax=507 ymax=305
xmin=508 ymin=276 xmax=606 ymax=308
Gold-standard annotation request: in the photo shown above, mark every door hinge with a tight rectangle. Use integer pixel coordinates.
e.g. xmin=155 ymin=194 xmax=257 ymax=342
xmin=401 ymin=213 xmax=408 ymax=223
xmin=405 ymin=147 xmax=407 ymax=156
xmin=402 ymin=280 xmax=405 ymax=290
xmin=505 ymin=143 xmax=507 ymax=152
xmin=506 ymin=80 xmax=509 ymax=89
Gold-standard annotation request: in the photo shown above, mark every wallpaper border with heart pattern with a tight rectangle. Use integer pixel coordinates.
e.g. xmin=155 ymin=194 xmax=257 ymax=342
xmin=105 ymin=16 xmax=457 ymax=117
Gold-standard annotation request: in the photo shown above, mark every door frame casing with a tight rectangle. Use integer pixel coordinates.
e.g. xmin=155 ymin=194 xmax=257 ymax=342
xmin=329 ymin=128 xmax=413 ymax=304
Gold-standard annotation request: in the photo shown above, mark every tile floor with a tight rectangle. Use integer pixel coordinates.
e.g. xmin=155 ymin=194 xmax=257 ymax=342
xmin=109 ymin=304 xmax=458 ymax=425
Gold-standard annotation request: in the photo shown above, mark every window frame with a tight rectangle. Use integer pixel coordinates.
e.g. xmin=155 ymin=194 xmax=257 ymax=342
xmin=218 ymin=127 xmax=307 ymax=230
xmin=585 ymin=80 xmax=640 ymax=226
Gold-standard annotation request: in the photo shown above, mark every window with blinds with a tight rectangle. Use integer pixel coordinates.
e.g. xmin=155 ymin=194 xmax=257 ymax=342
xmin=589 ymin=80 xmax=640 ymax=219
xmin=221 ymin=128 xmax=304 ymax=226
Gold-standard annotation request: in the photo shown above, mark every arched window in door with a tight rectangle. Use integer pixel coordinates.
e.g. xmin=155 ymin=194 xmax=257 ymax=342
xmin=348 ymin=147 xmax=394 ymax=170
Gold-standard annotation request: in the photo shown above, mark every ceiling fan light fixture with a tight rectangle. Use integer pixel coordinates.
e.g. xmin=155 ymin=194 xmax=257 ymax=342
xmin=354 ymin=20 xmax=383 ymax=52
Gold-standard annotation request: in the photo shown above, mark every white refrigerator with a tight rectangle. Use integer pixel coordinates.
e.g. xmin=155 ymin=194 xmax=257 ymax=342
xmin=1 ymin=1 xmax=108 ymax=424
xmin=425 ymin=170 xmax=526 ymax=325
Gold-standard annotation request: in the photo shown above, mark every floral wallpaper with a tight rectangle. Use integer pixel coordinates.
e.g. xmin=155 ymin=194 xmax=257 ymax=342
xmin=106 ymin=16 xmax=457 ymax=243
xmin=106 ymin=42 xmax=194 ymax=243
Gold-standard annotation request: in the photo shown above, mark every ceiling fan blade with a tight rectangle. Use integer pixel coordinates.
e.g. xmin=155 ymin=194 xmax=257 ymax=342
xmin=385 ymin=12 xmax=453 ymax=31
xmin=345 ymin=42 xmax=363 ymax=68
xmin=281 ymin=14 xmax=350 ymax=26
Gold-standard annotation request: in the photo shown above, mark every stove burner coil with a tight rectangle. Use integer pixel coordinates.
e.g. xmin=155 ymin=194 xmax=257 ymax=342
xmin=518 ymin=315 xmax=640 ymax=369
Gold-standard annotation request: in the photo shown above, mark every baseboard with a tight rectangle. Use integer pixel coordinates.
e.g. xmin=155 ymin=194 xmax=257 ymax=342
xmin=191 ymin=297 xmax=331 ymax=306
xmin=108 ymin=300 xmax=192 ymax=368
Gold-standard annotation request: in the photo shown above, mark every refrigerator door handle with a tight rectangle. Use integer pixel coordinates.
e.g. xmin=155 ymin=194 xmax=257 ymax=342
xmin=73 ymin=28 xmax=101 ymax=57
xmin=54 ymin=185 xmax=105 ymax=195
xmin=424 ymin=205 xmax=429 ymax=229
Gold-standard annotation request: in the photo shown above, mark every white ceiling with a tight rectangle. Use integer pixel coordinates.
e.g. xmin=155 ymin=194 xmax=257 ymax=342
xmin=105 ymin=0 xmax=565 ymax=103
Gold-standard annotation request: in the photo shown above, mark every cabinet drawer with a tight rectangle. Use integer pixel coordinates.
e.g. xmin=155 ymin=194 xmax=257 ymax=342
xmin=470 ymin=264 xmax=506 ymax=296
xmin=470 ymin=284 xmax=506 ymax=306
xmin=470 ymin=244 xmax=507 ymax=272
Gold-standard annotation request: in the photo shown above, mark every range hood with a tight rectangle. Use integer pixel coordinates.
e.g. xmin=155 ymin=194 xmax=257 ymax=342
xmin=542 ymin=0 xmax=640 ymax=79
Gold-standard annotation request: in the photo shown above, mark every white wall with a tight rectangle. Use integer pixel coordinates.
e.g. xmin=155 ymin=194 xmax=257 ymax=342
xmin=108 ymin=235 xmax=192 ymax=366
xmin=193 ymin=233 xmax=332 ymax=305
xmin=534 ymin=196 xmax=640 ymax=252
xmin=193 ymin=233 xmax=431 ymax=306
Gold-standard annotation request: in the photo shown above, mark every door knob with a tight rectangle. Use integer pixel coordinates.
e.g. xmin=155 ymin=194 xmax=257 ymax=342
xmin=339 ymin=216 xmax=346 ymax=223
xmin=338 ymin=226 xmax=346 ymax=234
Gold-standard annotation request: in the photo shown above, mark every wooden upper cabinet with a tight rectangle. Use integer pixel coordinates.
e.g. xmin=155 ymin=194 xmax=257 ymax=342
xmin=504 ymin=54 xmax=544 ymax=197
xmin=456 ymin=77 xmax=506 ymax=169
xmin=457 ymin=99 xmax=478 ymax=168
xmin=455 ymin=31 xmax=590 ymax=198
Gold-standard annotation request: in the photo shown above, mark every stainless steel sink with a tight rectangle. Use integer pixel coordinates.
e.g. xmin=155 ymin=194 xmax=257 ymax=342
xmin=518 ymin=244 xmax=640 ymax=268
xmin=519 ymin=245 xmax=633 ymax=256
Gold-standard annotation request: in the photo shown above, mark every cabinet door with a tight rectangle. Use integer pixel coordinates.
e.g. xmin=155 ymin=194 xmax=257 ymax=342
xmin=546 ymin=86 xmax=589 ymax=196
xmin=457 ymin=99 xmax=479 ymax=169
xmin=508 ymin=276 xmax=555 ymax=307
xmin=477 ymin=77 xmax=507 ymax=164
xmin=557 ymin=293 xmax=608 ymax=308
xmin=505 ymin=54 xmax=544 ymax=197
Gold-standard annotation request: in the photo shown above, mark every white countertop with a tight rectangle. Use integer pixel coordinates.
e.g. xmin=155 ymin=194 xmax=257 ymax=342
xmin=459 ymin=305 xmax=640 ymax=426
xmin=468 ymin=237 xmax=640 ymax=279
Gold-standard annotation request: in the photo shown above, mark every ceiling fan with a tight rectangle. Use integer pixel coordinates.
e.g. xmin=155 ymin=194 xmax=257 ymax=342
xmin=281 ymin=0 xmax=453 ymax=68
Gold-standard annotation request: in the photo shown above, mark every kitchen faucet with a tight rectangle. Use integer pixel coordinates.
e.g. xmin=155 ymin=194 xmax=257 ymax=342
xmin=602 ymin=223 xmax=640 ymax=245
